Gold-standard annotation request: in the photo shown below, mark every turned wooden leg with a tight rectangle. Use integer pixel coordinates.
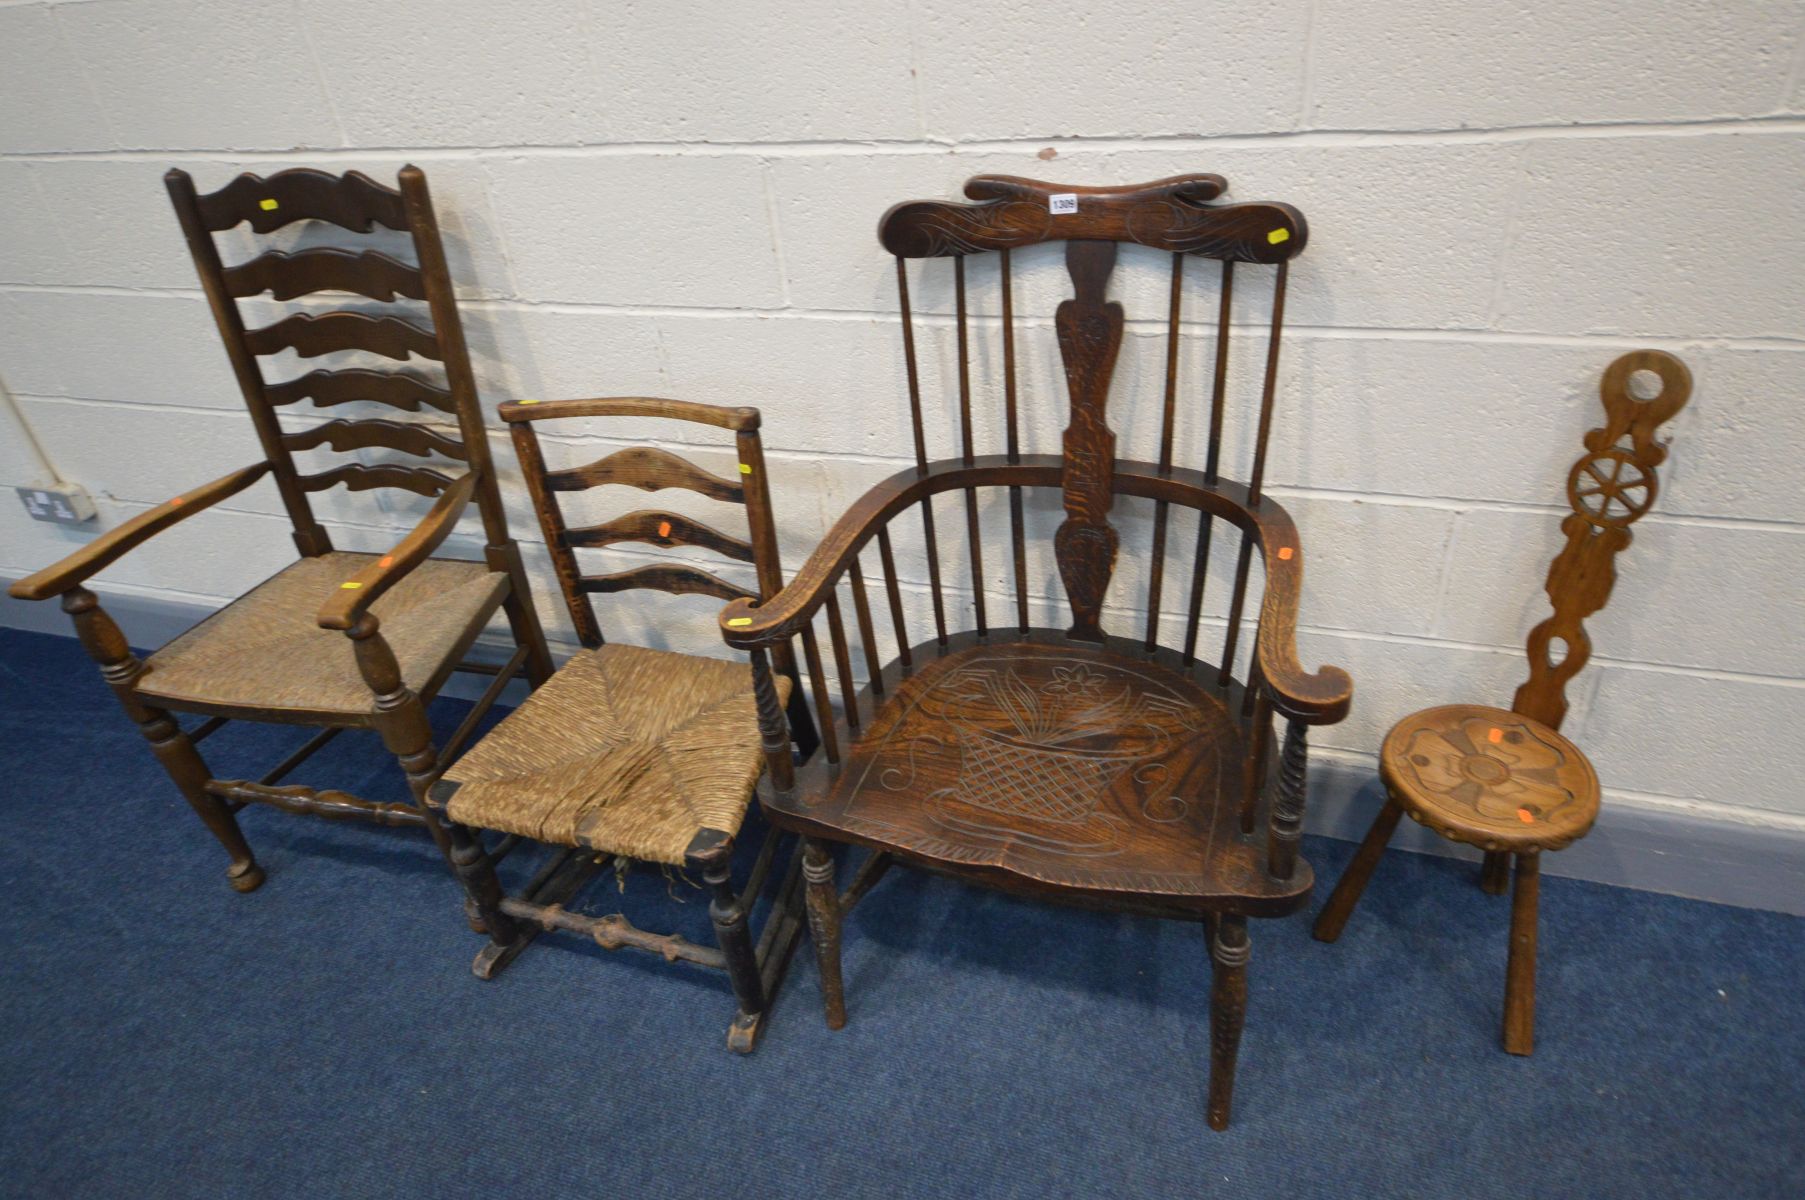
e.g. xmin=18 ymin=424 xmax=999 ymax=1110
xmin=144 ymin=708 xmax=264 ymax=893
xmin=1503 ymin=851 xmax=1540 ymax=1056
xmin=1312 ymin=797 xmax=1404 ymax=943
xmin=63 ymin=587 xmax=262 ymax=891
xmin=705 ymin=849 xmax=769 ymax=1053
xmin=1480 ymin=851 xmax=1511 ymax=896
xmin=1207 ymin=914 xmax=1250 ymax=1132
xmin=351 ymin=615 xmax=522 ymax=964
xmin=801 ymin=836 xmax=846 ymax=1030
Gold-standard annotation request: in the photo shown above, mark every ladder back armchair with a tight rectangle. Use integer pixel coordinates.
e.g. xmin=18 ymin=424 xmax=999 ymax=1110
xmin=718 ymin=174 xmax=1352 ymax=1128
xmin=7 ymin=166 xmax=552 ymax=910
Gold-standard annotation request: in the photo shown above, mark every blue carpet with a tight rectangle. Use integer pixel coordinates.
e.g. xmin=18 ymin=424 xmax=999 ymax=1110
xmin=0 ymin=625 xmax=1799 ymax=1198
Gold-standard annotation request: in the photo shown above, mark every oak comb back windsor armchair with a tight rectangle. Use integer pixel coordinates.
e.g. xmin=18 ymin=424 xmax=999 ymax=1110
xmin=718 ymin=174 xmax=1353 ymax=1129
xmin=1313 ymin=350 xmax=1691 ymax=1056
xmin=6 ymin=166 xmax=553 ymax=909
xmin=429 ymin=397 xmax=816 ymax=1051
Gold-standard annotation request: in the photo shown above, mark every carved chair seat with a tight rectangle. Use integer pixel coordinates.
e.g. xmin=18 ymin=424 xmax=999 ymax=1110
xmin=441 ymin=644 xmax=790 ymax=867
xmin=138 ymin=552 xmax=507 ymax=721
xmin=1381 ymin=704 xmax=1599 ymax=856
xmin=801 ymin=634 xmax=1308 ymax=914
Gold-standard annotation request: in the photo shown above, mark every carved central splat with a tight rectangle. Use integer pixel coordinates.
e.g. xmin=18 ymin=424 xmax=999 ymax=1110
xmin=1054 ymin=239 xmax=1124 ymax=641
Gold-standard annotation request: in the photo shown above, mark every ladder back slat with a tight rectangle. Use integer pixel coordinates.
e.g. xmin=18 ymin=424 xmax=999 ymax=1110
xmin=297 ymin=462 xmax=453 ymax=498
xmin=281 ymin=417 xmax=466 ymax=461
xmin=560 ymin=509 xmax=755 ymax=563
xmin=192 ymin=168 xmax=409 ymax=234
xmin=578 ymin=565 xmax=754 ymax=603
xmin=222 ymin=248 xmax=425 ymax=303
xmin=263 ymin=368 xmax=456 ymax=414
xmin=544 ymin=446 xmax=745 ymax=503
xmin=243 ymin=311 xmax=441 ymax=362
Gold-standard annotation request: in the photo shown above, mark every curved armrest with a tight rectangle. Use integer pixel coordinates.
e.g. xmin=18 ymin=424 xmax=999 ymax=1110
xmin=499 ymin=395 xmax=759 ymax=431
xmin=317 ymin=471 xmax=479 ymax=631
xmin=1251 ymin=528 xmax=1353 ymax=725
xmin=7 ymin=462 xmax=272 ymax=602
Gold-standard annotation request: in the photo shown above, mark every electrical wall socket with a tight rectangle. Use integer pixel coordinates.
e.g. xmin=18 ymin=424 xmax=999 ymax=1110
xmin=17 ymin=483 xmax=97 ymax=526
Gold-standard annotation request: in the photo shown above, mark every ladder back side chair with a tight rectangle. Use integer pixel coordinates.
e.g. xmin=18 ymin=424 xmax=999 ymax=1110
xmin=1313 ymin=350 xmax=1692 ymax=1055
xmin=430 ymin=397 xmax=817 ymax=1051
xmin=7 ymin=166 xmax=553 ymax=908
xmin=719 ymin=174 xmax=1353 ymax=1127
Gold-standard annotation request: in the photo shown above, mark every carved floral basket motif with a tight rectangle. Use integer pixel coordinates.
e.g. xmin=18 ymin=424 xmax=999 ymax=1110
xmin=891 ymin=655 xmax=1209 ymax=855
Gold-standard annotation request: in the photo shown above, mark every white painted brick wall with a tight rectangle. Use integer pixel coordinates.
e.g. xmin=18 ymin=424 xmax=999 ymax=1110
xmin=2 ymin=0 xmax=1801 ymax=850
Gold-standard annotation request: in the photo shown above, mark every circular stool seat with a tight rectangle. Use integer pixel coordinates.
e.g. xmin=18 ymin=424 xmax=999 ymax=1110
xmin=1380 ymin=704 xmax=1599 ymax=853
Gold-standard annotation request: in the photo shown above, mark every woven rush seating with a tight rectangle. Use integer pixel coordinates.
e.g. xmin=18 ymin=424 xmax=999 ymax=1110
xmin=138 ymin=552 xmax=508 ymax=718
xmin=441 ymin=644 xmax=791 ymax=866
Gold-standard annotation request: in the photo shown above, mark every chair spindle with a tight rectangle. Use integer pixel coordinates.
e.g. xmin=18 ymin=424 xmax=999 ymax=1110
xmin=1217 ymin=536 xmax=1255 ymax=687
xmin=824 ymin=591 xmax=859 ymax=731
xmin=1247 ymin=261 xmax=1289 ymax=507
xmin=955 ymin=256 xmax=988 ymax=637
xmin=848 ymin=556 xmax=885 ymax=697
xmin=1144 ymin=252 xmax=1185 ymax=651
xmin=799 ymin=622 xmax=841 ymax=764
xmin=1001 ymin=249 xmax=1029 ymax=633
xmin=876 ymin=526 xmax=912 ymax=671
xmin=894 ymin=257 xmax=950 ymax=646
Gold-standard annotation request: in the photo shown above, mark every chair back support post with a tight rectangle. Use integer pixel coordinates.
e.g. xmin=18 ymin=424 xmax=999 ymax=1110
xmin=398 ymin=166 xmax=509 ymax=550
xmin=1511 ymin=350 xmax=1692 ymax=730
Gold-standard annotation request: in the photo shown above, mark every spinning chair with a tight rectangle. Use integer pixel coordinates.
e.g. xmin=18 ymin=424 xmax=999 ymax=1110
xmin=718 ymin=175 xmax=1353 ymax=1127
xmin=7 ymin=166 xmax=553 ymax=901
xmin=1313 ymin=350 xmax=1691 ymax=1055
xmin=429 ymin=398 xmax=816 ymax=1051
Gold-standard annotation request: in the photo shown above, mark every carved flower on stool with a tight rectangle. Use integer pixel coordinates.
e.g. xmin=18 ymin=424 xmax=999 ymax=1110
xmin=1399 ymin=714 xmax=1576 ymax=825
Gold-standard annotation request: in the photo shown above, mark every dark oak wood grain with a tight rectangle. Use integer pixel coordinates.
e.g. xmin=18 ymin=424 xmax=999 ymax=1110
xmin=295 ymin=462 xmax=454 ymax=498
xmin=193 ymin=167 xmax=409 ymax=234
xmin=562 ymin=509 xmax=755 ymax=562
xmin=544 ymin=445 xmax=746 ymax=503
xmin=722 ymin=174 xmax=1344 ymax=1128
xmin=263 ymin=368 xmax=456 ymax=414
xmin=242 ymin=311 xmax=441 ymax=361
xmin=222 ymin=248 xmax=426 ymax=302
xmin=578 ymin=564 xmax=756 ymax=603
xmin=880 ymin=174 xmax=1305 ymax=263
xmin=281 ymin=417 xmax=467 ymax=461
